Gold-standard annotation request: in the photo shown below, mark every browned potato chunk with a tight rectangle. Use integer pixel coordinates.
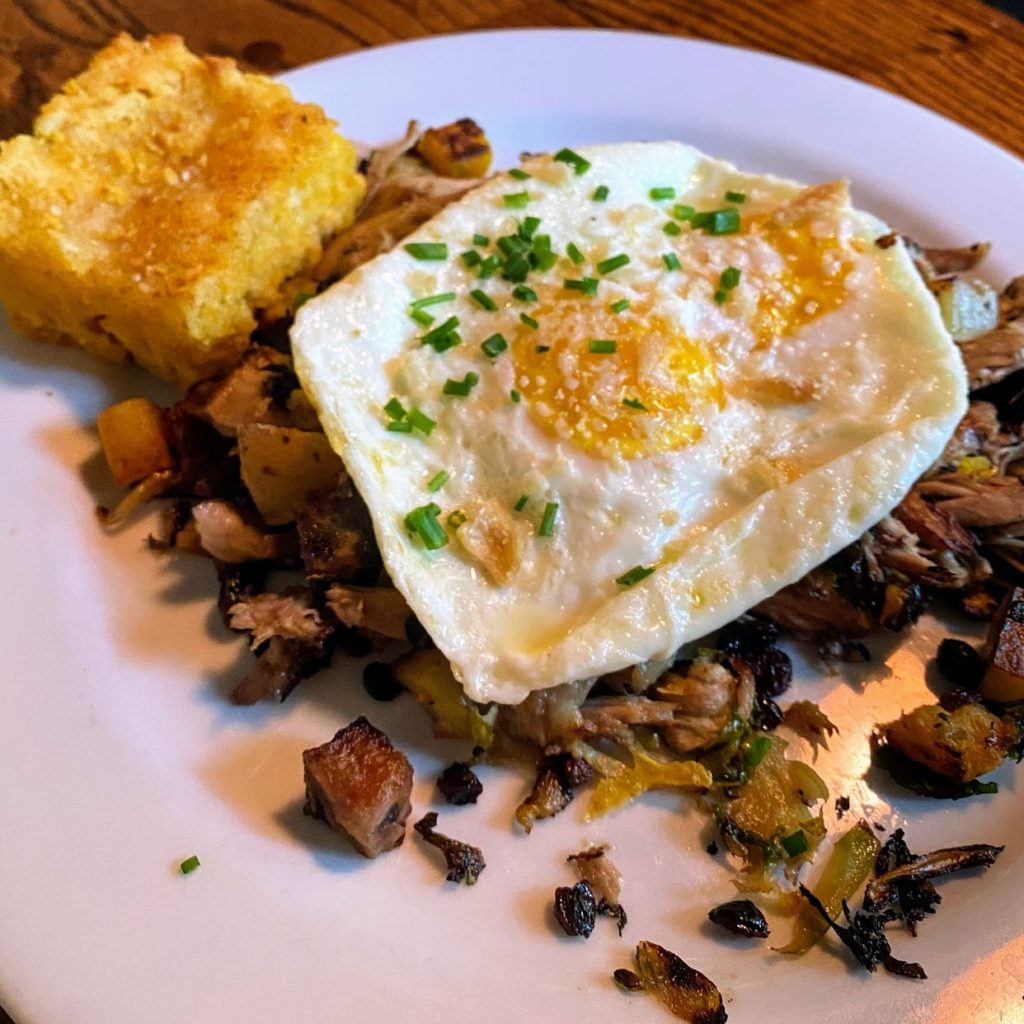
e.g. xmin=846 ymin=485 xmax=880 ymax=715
xmin=884 ymin=702 xmax=1016 ymax=782
xmin=97 ymin=397 xmax=175 ymax=486
xmin=981 ymin=587 xmax=1024 ymax=702
xmin=237 ymin=424 xmax=343 ymax=525
xmin=415 ymin=118 xmax=492 ymax=179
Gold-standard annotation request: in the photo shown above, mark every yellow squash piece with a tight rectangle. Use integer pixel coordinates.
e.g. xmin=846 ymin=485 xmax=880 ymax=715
xmin=586 ymin=747 xmax=711 ymax=820
xmin=416 ymin=119 xmax=492 ymax=179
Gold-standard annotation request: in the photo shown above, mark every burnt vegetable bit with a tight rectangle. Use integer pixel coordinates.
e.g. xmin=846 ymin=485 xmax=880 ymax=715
xmin=708 ymin=899 xmax=769 ymax=939
xmin=437 ymin=761 xmax=483 ymax=805
xmin=868 ymin=829 xmax=939 ymax=935
xmin=515 ymin=752 xmax=592 ymax=832
xmin=783 ymin=700 xmax=838 ymax=753
xmin=553 ymin=881 xmax=597 ymax=937
xmin=362 ymin=661 xmax=404 ymax=702
xmin=568 ymin=844 xmax=628 ymax=934
xmin=614 ymin=941 xmax=727 ymax=1024
xmin=413 ymin=812 xmax=486 ymax=885
xmin=936 ymin=637 xmax=985 ymax=689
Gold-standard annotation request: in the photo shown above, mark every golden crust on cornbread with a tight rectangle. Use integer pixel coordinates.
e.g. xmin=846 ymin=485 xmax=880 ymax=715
xmin=0 ymin=33 xmax=365 ymax=386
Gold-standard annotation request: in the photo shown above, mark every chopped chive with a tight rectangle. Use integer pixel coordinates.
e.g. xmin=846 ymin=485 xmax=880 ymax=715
xmin=512 ymin=285 xmax=537 ymax=302
xmin=461 ymin=249 xmax=482 ymax=268
xmin=404 ymin=242 xmax=448 ymax=260
xmin=470 ymin=288 xmax=498 ymax=311
xmin=520 ymin=313 xmax=539 ymax=329
xmin=673 ymin=203 xmax=695 ymax=221
xmin=180 ymin=855 xmax=201 ymax=875
xmin=564 ymin=277 xmax=598 ymax=296
xmin=519 ymin=216 xmax=541 ymax=240
xmin=662 ymin=252 xmax=681 ymax=271
xmin=532 ymin=234 xmax=557 ymax=271
xmin=510 ymin=389 xmax=522 ymax=403
xmin=386 ymin=420 xmax=413 ymax=433
xmin=720 ymin=266 xmax=741 ymax=290
xmin=592 ymin=184 xmax=610 ymax=201
xmin=383 ymin=397 xmax=407 ymax=421
xmin=513 ymin=494 xmax=529 ymax=512
xmin=501 ymin=253 xmax=530 ymax=282
xmin=588 ymin=339 xmax=617 ymax=354
xmin=725 ymin=190 xmax=747 ymax=203
xmin=610 ymin=298 xmax=631 ymax=314
xmin=498 ymin=235 xmax=529 ymax=257
xmin=411 ymin=292 xmax=457 ymax=310
xmin=477 ymin=254 xmax=499 ymax=279
xmin=622 ymin=397 xmax=648 ymax=410
xmin=535 ymin=344 xmax=551 ymax=353
xmin=443 ymin=372 xmax=480 ymax=397
xmin=707 ymin=208 xmax=741 ymax=235
xmin=421 ymin=316 xmax=461 ymax=351
xmin=481 ymin=332 xmax=508 ymax=358
xmin=781 ymin=829 xmax=809 ymax=857
xmin=447 ymin=509 xmax=468 ymax=529
xmin=743 ymin=733 xmax=772 ymax=771
xmin=503 ymin=191 xmax=530 ymax=209
xmin=427 ymin=469 xmax=450 ymax=492
xmin=509 ymin=168 xmax=531 ymax=180
xmin=566 ymin=242 xmax=585 ymax=265
xmin=538 ymin=501 xmax=559 ymax=537
xmin=472 ymin=233 xmax=490 ymax=247
xmin=663 ymin=221 xmax=682 ymax=236
xmin=597 ymin=253 xmax=630 ymax=275
xmin=410 ymin=308 xmax=434 ymax=326
xmin=554 ymin=147 xmax=591 ymax=175
xmin=714 ymin=289 xmax=728 ymax=305
xmin=404 ymin=503 xmax=448 ymax=550
xmin=689 ymin=211 xmax=712 ymax=230
xmin=407 ymin=408 xmax=437 ymax=435
xmin=616 ymin=564 xmax=655 ymax=587
xmin=649 ymin=186 xmax=676 ymax=200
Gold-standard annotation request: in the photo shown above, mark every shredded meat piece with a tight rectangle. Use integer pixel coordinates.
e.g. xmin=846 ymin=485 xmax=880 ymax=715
xmin=358 ymin=120 xmax=421 ymax=208
xmin=191 ymin=501 xmax=292 ymax=563
xmin=295 ymin=481 xmax=381 ymax=583
xmin=915 ymin=472 xmax=1024 ymax=528
xmin=497 ymin=678 xmax=594 ymax=748
xmin=957 ymin=319 xmax=1024 ymax=390
xmin=922 ymin=241 xmax=991 ymax=275
xmin=757 ymin=571 xmax=873 ymax=638
xmin=303 ymin=717 xmax=414 ymax=858
xmin=231 ymin=633 xmax=334 ymax=705
xmin=228 ymin=589 xmax=326 ymax=649
xmin=938 ymin=402 xmax=1014 ymax=465
xmin=324 ymin=585 xmax=410 ymax=640
xmin=216 ymin=561 xmax=266 ymax=627
xmin=569 ymin=844 xmax=623 ymax=907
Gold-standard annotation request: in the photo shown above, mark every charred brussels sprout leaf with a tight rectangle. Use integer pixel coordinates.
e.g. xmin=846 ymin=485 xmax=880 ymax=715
xmin=615 ymin=941 xmax=727 ymax=1023
xmin=707 ymin=899 xmax=769 ymax=939
xmin=553 ymin=881 xmax=597 ymax=937
xmin=413 ymin=812 xmax=486 ymax=885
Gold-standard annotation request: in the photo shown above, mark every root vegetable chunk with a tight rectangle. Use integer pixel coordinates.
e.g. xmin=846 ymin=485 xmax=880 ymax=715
xmin=981 ymin=587 xmax=1024 ymax=702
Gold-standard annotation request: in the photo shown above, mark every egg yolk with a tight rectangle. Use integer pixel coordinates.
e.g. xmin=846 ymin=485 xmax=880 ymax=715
xmin=512 ymin=300 xmax=723 ymax=460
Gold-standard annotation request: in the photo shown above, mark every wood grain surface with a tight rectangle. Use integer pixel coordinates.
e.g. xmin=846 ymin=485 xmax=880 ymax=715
xmin=1 ymin=2 xmax=1023 ymax=1023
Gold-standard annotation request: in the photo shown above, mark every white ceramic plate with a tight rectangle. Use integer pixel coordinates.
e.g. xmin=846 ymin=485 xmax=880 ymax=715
xmin=1 ymin=29 xmax=1022 ymax=1024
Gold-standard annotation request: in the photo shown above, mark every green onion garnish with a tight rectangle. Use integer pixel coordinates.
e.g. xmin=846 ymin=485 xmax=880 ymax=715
xmin=532 ymin=234 xmax=557 ymax=271
xmin=404 ymin=503 xmax=448 ymax=550
xmin=386 ymin=420 xmax=413 ymax=433
xmin=519 ymin=216 xmax=541 ymax=240
xmin=477 ymin=254 xmax=499 ymax=279
xmin=512 ymin=285 xmax=537 ymax=302
xmin=616 ymin=564 xmax=655 ymax=587
xmin=566 ymin=242 xmax=585 ymax=265
xmin=520 ymin=313 xmax=539 ymax=329
xmin=662 ymin=252 xmax=681 ymax=271
xmin=707 ymin=208 xmax=741 ymax=235
xmin=481 ymin=333 xmax=508 ymax=358
xmin=513 ymin=494 xmax=529 ymax=512
xmin=472 ymin=234 xmax=490 ymax=247
xmin=427 ymin=469 xmax=450 ymax=492
xmin=407 ymin=408 xmax=437 ymax=435
xmin=535 ymin=344 xmax=551 ymax=353
xmin=498 ymin=234 xmax=529 ymax=256
xmin=538 ymin=501 xmax=559 ymax=537
xmin=470 ymin=288 xmax=497 ymax=311
xmin=447 ymin=509 xmax=468 ymax=529
xmin=564 ymin=277 xmax=598 ymax=296
xmin=384 ymin=397 xmax=407 ymax=421
xmin=509 ymin=168 xmax=531 ymax=180
xmin=404 ymin=242 xmax=448 ymax=260
xmin=649 ymin=186 xmax=676 ymax=200
xmin=510 ymin=389 xmax=521 ymax=403
xmin=592 ymin=184 xmax=610 ymax=201
xmin=588 ymin=339 xmax=617 ymax=354
xmin=714 ymin=289 xmax=728 ymax=305
xmin=725 ymin=190 xmax=747 ymax=203
xmin=720 ymin=266 xmax=741 ymax=290
xmin=461 ymin=250 xmax=482 ymax=268
xmin=503 ymin=191 xmax=531 ymax=209
xmin=622 ymin=397 xmax=647 ymax=410
xmin=421 ymin=316 xmax=461 ymax=352
xmin=411 ymin=292 xmax=457 ymax=310
xmin=410 ymin=308 xmax=434 ymax=326
xmin=780 ymin=829 xmax=809 ymax=857
xmin=554 ymin=147 xmax=591 ymax=175
xmin=673 ymin=204 xmax=695 ymax=221
xmin=597 ymin=253 xmax=630 ymax=275
xmin=443 ymin=372 xmax=480 ymax=397
xmin=663 ymin=221 xmax=682 ymax=236
xmin=501 ymin=253 xmax=530 ymax=282
xmin=742 ymin=734 xmax=772 ymax=771
xmin=610 ymin=298 xmax=631 ymax=314
xmin=180 ymin=855 xmax=201 ymax=875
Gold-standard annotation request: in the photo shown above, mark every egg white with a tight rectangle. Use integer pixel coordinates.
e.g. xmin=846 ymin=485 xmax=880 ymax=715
xmin=293 ymin=142 xmax=967 ymax=704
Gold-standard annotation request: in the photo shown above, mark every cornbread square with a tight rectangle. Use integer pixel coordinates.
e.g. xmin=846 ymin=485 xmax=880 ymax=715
xmin=0 ymin=34 xmax=365 ymax=386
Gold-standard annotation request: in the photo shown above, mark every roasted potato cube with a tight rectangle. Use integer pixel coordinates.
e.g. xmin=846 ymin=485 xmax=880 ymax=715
xmin=416 ymin=118 xmax=492 ymax=179
xmin=97 ymin=397 xmax=175 ymax=486
xmin=933 ymin=277 xmax=999 ymax=341
xmin=237 ymin=424 xmax=343 ymax=525
xmin=981 ymin=587 xmax=1024 ymax=703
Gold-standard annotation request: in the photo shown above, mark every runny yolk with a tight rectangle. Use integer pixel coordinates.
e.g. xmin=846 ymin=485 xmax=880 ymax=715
xmin=511 ymin=300 xmax=723 ymax=460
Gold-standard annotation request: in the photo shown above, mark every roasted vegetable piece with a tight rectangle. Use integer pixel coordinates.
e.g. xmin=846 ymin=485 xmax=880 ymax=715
xmin=237 ymin=424 xmax=344 ymax=525
xmin=413 ymin=812 xmax=485 ymax=884
xmin=585 ymin=747 xmax=711 ymax=820
xmin=437 ymin=762 xmax=483 ymax=805
xmin=415 ymin=118 xmax=492 ymax=178
xmin=326 ymin=585 xmax=411 ymax=641
xmin=933 ymin=276 xmax=999 ymax=341
xmin=515 ymin=752 xmax=591 ymax=832
xmin=780 ymin=821 xmax=880 ymax=954
xmin=615 ymin=941 xmax=727 ymax=1024
xmin=97 ymin=397 xmax=175 ymax=486
xmin=296 ymin=481 xmax=382 ymax=583
xmin=553 ymin=881 xmax=597 ymax=937
xmin=883 ymin=702 xmax=1017 ymax=782
xmin=390 ymin=648 xmax=496 ymax=749
xmin=869 ymin=828 xmax=939 ymax=934
xmin=569 ymin=845 xmax=627 ymax=934
xmin=708 ymin=899 xmax=769 ymax=939
xmin=980 ymin=587 xmax=1024 ymax=702
xmin=782 ymin=700 xmax=838 ymax=753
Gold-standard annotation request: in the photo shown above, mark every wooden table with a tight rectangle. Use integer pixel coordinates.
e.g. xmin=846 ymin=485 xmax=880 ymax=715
xmin=2 ymin=2 xmax=1023 ymax=1023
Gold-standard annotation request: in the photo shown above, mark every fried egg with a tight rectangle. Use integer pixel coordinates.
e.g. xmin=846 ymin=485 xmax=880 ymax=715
xmin=292 ymin=142 xmax=967 ymax=704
